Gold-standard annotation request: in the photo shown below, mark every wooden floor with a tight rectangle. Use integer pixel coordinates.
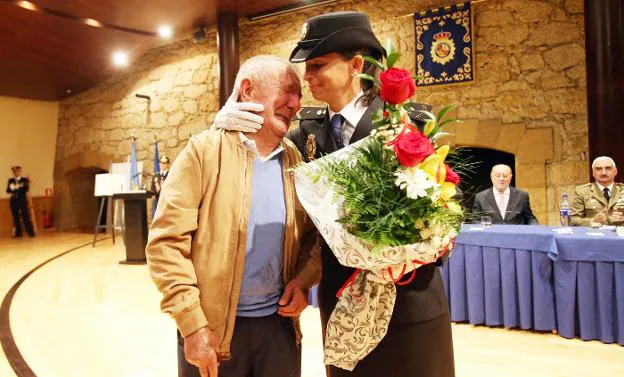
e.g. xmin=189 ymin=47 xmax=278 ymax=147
xmin=1 ymin=233 xmax=622 ymax=377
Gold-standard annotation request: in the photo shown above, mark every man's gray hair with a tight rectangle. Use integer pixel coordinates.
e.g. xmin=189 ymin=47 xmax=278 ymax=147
xmin=592 ymin=156 xmax=617 ymax=169
xmin=233 ymin=55 xmax=299 ymax=92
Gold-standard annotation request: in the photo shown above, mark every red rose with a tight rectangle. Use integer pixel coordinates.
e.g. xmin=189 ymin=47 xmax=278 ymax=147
xmin=445 ymin=164 xmax=461 ymax=185
xmin=393 ymin=130 xmax=434 ymax=167
xmin=379 ymin=68 xmax=416 ymax=104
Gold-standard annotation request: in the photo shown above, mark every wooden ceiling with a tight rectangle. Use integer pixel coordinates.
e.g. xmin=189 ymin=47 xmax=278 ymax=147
xmin=0 ymin=0 xmax=317 ymax=101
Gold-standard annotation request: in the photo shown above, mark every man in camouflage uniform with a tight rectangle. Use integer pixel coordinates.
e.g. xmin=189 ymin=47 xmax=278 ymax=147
xmin=570 ymin=156 xmax=624 ymax=226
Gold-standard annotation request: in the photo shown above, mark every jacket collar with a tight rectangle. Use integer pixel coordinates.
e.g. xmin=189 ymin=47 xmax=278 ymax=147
xmin=327 ymin=91 xmax=367 ymax=128
xmin=485 ymin=190 xmax=503 ymax=222
xmin=238 ymin=132 xmax=284 ymax=162
xmin=485 ymin=187 xmax=516 ymax=221
xmin=350 ymin=96 xmax=382 ymax=144
xmin=591 ymin=182 xmax=610 ymax=206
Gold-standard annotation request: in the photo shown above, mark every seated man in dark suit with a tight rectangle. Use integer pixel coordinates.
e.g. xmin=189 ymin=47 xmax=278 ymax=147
xmin=473 ymin=164 xmax=539 ymax=225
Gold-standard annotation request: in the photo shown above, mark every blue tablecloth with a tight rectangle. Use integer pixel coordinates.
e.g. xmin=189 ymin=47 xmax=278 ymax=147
xmin=553 ymin=228 xmax=624 ymax=344
xmin=441 ymin=225 xmax=624 ymax=345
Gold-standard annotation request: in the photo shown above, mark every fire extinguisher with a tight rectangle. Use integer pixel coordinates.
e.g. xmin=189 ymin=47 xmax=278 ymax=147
xmin=42 ymin=210 xmax=54 ymax=229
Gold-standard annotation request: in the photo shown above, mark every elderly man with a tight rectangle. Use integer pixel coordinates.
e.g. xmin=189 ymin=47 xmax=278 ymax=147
xmin=473 ymin=164 xmax=539 ymax=225
xmin=146 ymin=55 xmax=320 ymax=377
xmin=571 ymin=156 xmax=624 ymax=226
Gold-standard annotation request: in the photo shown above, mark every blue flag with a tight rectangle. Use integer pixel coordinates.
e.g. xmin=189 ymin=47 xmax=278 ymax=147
xmin=130 ymin=138 xmax=139 ymax=190
xmin=414 ymin=2 xmax=474 ymax=87
xmin=154 ymin=141 xmax=161 ymax=177
xmin=152 ymin=141 xmax=160 ymax=217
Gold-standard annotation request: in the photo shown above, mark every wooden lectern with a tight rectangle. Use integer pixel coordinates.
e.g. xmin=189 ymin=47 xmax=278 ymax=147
xmin=113 ymin=191 xmax=151 ymax=264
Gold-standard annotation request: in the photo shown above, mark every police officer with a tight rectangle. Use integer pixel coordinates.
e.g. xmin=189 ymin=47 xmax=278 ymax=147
xmin=6 ymin=166 xmax=35 ymax=237
xmin=571 ymin=156 xmax=624 ymax=226
xmin=215 ymin=11 xmax=454 ymax=377
xmin=151 ymin=155 xmax=170 ymax=215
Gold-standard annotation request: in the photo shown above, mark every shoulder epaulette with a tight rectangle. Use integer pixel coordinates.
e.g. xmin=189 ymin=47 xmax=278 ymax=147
xmin=296 ymin=107 xmax=327 ymax=121
xmin=578 ymin=183 xmax=592 ymax=188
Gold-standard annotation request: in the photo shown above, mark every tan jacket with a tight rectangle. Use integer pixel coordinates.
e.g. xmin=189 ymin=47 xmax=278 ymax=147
xmin=570 ymin=182 xmax=624 ymax=226
xmin=146 ymin=129 xmax=321 ymax=355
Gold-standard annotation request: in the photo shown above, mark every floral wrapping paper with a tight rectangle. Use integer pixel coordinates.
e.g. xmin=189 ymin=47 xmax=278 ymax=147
xmin=294 ymin=137 xmax=456 ymax=370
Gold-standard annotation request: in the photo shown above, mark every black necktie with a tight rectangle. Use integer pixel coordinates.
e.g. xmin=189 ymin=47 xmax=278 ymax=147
xmin=330 ymin=114 xmax=345 ymax=149
xmin=603 ymin=187 xmax=610 ymax=202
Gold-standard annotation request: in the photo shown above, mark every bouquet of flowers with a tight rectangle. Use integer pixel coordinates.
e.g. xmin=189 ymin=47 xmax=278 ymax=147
xmin=294 ymin=41 xmax=464 ymax=370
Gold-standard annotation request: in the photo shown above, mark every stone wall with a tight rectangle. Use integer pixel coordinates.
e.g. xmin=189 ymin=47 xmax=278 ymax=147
xmin=55 ymin=0 xmax=588 ymax=228
xmin=54 ymin=37 xmax=219 ymax=229
xmin=239 ymin=0 xmax=588 ymax=224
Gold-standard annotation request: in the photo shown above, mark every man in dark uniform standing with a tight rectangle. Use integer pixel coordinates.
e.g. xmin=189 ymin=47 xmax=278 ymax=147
xmin=150 ymin=155 xmax=170 ymax=215
xmin=6 ymin=166 xmax=35 ymax=237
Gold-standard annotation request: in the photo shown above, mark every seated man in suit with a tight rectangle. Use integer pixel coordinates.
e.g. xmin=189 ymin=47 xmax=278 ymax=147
xmin=570 ymin=156 xmax=624 ymax=226
xmin=473 ymin=164 xmax=539 ymax=225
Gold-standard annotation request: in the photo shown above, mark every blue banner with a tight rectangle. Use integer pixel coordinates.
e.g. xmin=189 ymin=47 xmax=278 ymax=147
xmin=414 ymin=2 xmax=474 ymax=87
xmin=154 ymin=141 xmax=160 ymax=177
xmin=152 ymin=141 xmax=160 ymax=217
xmin=130 ymin=138 xmax=139 ymax=190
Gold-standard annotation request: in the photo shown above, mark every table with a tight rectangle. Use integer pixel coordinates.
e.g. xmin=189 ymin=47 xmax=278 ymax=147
xmin=441 ymin=224 xmax=624 ymax=345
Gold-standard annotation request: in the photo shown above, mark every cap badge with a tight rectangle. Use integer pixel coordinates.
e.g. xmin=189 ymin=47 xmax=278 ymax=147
xmin=300 ymin=23 xmax=308 ymax=41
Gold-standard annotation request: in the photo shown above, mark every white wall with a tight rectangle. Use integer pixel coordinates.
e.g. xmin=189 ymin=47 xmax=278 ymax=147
xmin=0 ymin=95 xmax=59 ymax=197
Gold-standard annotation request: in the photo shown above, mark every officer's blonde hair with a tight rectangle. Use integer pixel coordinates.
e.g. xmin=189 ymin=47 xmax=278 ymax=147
xmin=233 ymin=55 xmax=299 ymax=96
xmin=591 ymin=156 xmax=616 ymax=169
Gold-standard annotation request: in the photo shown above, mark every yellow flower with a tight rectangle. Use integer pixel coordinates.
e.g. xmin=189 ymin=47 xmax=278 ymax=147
xmin=439 ymin=182 xmax=457 ymax=201
xmin=445 ymin=200 xmax=462 ymax=213
xmin=420 ymin=153 xmax=446 ymax=183
xmin=415 ymin=218 xmax=425 ymax=229
xmin=420 ymin=228 xmax=432 ymax=239
xmin=423 ymin=120 xmax=436 ymax=136
xmin=435 ymin=144 xmax=450 ymax=161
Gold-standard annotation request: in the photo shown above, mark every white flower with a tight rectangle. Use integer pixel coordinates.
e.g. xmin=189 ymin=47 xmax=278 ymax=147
xmin=431 ymin=235 xmax=442 ymax=249
xmin=430 ymin=223 xmax=442 ymax=236
xmin=394 ymin=167 xmax=439 ymax=199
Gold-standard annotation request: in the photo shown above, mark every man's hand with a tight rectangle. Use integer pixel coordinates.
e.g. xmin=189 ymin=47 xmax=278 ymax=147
xmin=184 ymin=327 xmax=220 ymax=377
xmin=593 ymin=211 xmax=608 ymax=224
xmin=154 ymin=182 xmax=161 ymax=193
xmin=278 ymin=278 xmax=308 ymax=317
xmin=211 ymin=86 xmax=264 ymax=133
xmin=611 ymin=210 xmax=624 ymax=223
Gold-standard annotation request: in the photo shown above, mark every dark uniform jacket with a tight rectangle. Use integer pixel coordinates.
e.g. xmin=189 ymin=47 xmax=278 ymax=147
xmin=286 ymin=97 xmax=449 ymax=325
xmin=150 ymin=170 xmax=169 ymax=201
xmin=6 ymin=176 xmax=30 ymax=202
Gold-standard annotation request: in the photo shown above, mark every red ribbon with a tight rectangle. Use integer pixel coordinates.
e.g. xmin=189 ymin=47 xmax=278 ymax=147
xmin=336 ymin=268 xmax=362 ymax=299
xmin=335 ymin=238 xmax=456 ymax=298
xmin=385 ymin=239 xmax=456 ymax=286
